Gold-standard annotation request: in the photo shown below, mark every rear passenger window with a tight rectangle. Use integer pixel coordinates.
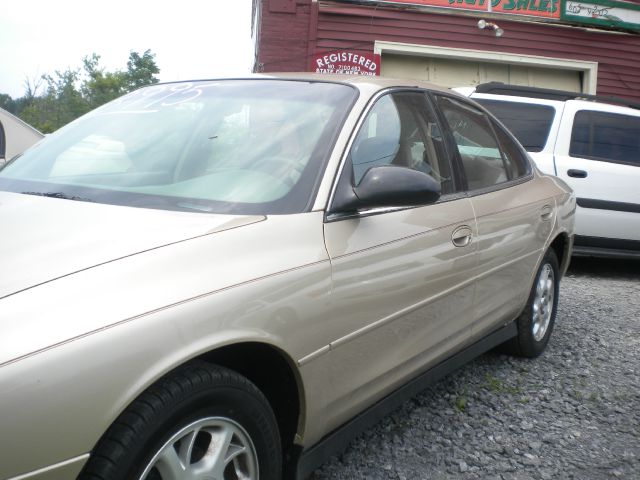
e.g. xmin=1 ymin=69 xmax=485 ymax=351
xmin=436 ymin=96 xmax=509 ymax=191
xmin=349 ymin=92 xmax=454 ymax=194
xmin=476 ymin=99 xmax=554 ymax=153
xmin=492 ymin=122 xmax=531 ymax=179
xmin=570 ymin=110 xmax=640 ymax=166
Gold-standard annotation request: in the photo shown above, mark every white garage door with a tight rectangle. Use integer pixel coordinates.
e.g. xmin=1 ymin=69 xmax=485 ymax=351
xmin=381 ymin=54 xmax=582 ymax=92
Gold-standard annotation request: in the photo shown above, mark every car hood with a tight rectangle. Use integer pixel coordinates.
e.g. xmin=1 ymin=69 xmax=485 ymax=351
xmin=0 ymin=191 xmax=264 ymax=300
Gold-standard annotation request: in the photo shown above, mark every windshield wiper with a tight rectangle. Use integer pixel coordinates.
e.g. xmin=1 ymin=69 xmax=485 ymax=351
xmin=21 ymin=191 xmax=94 ymax=203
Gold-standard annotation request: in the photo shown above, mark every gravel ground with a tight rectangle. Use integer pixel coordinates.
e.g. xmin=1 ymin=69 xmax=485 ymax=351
xmin=310 ymin=257 xmax=640 ymax=480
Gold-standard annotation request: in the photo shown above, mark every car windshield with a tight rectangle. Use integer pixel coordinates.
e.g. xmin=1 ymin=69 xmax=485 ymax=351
xmin=0 ymin=80 xmax=356 ymax=214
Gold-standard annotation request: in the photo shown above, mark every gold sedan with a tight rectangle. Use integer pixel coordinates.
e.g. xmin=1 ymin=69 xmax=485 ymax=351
xmin=0 ymin=74 xmax=574 ymax=480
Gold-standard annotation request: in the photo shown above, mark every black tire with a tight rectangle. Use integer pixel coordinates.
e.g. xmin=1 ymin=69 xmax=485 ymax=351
xmin=503 ymin=249 xmax=560 ymax=358
xmin=79 ymin=361 xmax=281 ymax=480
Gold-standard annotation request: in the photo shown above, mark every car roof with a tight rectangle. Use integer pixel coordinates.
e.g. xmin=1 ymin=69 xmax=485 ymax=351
xmin=263 ymin=72 xmax=452 ymax=91
xmin=469 ymin=91 xmax=640 ymax=117
xmin=153 ymin=73 xmax=457 ymax=99
xmin=467 ymin=91 xmax=565 ymax=108
xmin=468 ymin=81 xmax=640 ymax=112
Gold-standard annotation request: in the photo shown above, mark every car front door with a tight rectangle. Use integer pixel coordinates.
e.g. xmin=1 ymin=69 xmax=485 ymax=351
xmin=321 ymin=91 xmax=478 ymax=432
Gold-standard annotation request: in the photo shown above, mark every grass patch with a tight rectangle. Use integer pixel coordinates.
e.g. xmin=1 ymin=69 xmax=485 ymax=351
xmin=483 ymin=374 xmax=521 ymax=394
xmin=454 ymin=394 xmax=468 ymax=412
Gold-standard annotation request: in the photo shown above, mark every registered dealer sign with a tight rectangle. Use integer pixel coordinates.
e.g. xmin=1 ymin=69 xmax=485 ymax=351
xmin=312 ymin=51 xmax=381 ymax=76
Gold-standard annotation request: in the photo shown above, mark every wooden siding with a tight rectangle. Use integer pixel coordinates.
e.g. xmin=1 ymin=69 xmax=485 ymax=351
xmin=254 ymin=0 xmax=640 ymax=102
xmin=254 ymin=0 xmax=314 ymax=72
xmin=313 ymin=2 xmax=640 ymax=102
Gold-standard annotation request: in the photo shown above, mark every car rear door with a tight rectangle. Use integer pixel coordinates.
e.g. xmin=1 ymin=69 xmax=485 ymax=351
xmin=321 ymin=90 xmax=478 ymax=433
xmin=553 ymin=101 xmax=640 ymax=250
xmin=434 ymin=94 xmax=556 ymax=339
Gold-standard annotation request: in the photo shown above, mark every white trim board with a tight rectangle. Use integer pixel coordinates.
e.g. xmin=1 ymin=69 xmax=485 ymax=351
xmin=374 ymin=41 xmax=598 ymax=94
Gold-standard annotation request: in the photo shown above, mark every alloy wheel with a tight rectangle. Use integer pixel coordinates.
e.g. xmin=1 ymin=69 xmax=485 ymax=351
xmin=139 ymin=417 xmax=258 ymax=480
xmin=532 ymin=263 xmax=555 ymax=342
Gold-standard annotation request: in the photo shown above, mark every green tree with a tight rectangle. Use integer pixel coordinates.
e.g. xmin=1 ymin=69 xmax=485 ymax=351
xmin=20 ymin=68 xmax=88 ymax=133
xmin=46 ymin=68 xmax=89 ymax=122
xmin=81 ymin=53 xmax=127 ymax=109
xmin=5 ymin=50 xmax=161 ymax=132
xmin=0 ymin=94 xmax=17 ymax=114
xmin=124 ymin=49 xmax=160 ymax=91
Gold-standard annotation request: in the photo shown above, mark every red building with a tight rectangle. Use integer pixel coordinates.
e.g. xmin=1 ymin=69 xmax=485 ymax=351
xmin=252 ymin=0 xmax=640 ymax=102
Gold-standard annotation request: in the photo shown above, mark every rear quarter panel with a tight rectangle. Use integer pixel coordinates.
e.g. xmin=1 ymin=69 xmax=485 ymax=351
xmin=468 ymin=174 xmax=563 ymax=339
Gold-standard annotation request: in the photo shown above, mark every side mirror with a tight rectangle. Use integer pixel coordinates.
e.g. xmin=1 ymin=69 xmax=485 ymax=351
xmin=331 ymin=165 xmax=441 ymax=213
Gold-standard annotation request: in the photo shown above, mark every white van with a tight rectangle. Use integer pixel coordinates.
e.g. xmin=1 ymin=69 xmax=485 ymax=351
xmin=0 ymin=107 xmax=44 ymax=166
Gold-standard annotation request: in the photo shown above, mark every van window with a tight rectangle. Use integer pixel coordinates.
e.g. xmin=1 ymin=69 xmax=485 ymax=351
xmin=475 ymin=99 xmax=555 ymax=153
xmin=570 ymin=110 xmax=640 ymax=166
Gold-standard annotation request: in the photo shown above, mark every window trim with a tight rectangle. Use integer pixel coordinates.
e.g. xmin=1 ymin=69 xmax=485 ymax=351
xmin=374 ymin=41 xmax=599 ymax=94
xmin=567 ymin=154 xmax=640 ymax=169
xmin=325 ymin=191 xmax=468 ymax=223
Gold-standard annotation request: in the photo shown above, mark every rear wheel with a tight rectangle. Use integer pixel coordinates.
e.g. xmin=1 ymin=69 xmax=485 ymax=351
xmin=79 ymin=362 xmax=281 ymax=480
xmin=504 ymin=249 xmax=560 ymax=358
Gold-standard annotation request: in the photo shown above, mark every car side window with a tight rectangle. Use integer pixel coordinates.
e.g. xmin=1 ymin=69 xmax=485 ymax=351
xmin=349 ymin=91 xmax=454 ymax=194
xmin=436 ymin=95 xmax=512 ymax=191
xmin=491 ymin=121 xmax=531 ymax=179
xmin=570 ymin=110 xmax=640 ymax=166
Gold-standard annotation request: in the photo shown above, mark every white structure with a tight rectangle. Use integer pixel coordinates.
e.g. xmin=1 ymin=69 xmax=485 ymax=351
xmin=0 ymin=107 xmax=43 ymax=165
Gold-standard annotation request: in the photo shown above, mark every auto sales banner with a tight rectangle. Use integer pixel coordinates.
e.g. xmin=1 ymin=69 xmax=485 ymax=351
xmin=351 ymin=0 xmax=640 ymax=29
xmin=356 ymin=0 xmax=561 ymax=19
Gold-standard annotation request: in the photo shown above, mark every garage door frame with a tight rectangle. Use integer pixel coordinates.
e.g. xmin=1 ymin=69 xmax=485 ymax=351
xmin=374 ymin=41 xmax=598 ymax=94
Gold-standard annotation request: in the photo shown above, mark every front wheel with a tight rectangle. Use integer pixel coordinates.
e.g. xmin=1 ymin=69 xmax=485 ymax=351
xmin=504 ymin=249 xmax=560 ymax=358
xmin=79 ymin=362 xmax=282 ymax=480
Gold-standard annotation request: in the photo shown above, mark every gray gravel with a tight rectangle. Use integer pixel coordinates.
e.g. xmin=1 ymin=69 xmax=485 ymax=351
xmin=310 ymin=257 xmax=640 ymax=480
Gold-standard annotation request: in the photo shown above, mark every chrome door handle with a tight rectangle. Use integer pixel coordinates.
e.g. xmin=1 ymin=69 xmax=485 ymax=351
xmin=452 ymin=225 xmax=473 ymax=247
xmin=540 ymin=205 xmax=553 ymax=221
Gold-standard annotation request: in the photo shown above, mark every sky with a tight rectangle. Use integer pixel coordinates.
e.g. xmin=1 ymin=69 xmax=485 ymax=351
xmin=0 ymin=0 xmax=254 ymax=98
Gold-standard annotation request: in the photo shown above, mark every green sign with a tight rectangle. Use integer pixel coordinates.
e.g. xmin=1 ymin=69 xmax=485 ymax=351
xmin=561 ymin=0 xmax=640 ymax=32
